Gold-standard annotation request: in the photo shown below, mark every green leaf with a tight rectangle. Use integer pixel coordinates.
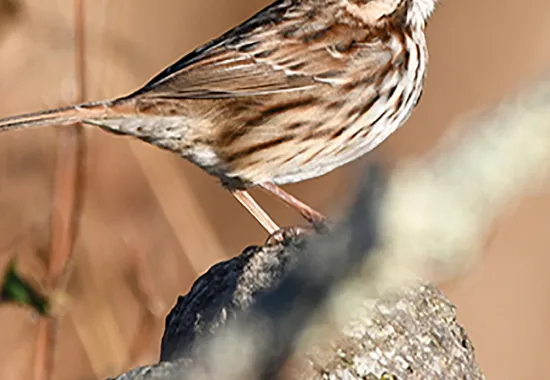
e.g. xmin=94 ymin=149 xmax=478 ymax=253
xmin=1 ymin=259 xmax=49 ymax=316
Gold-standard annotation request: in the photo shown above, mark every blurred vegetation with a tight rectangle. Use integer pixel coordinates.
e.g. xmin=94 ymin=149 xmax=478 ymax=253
xmin=1 ymin=259 xmax=49 ymax=316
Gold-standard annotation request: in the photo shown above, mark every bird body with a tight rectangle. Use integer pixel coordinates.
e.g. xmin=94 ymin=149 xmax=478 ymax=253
xmin=0 ymin=0 xmax=438 ymax=232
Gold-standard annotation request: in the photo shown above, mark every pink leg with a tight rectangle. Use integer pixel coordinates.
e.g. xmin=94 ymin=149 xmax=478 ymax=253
xmin=259 ymin=182 xmax=327 ymax=227
xmin=231 ymin=189 xmax=279 ymax=235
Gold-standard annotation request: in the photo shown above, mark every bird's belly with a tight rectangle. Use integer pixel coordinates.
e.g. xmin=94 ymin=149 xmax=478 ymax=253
xmin=270 ymin=117 xmax=402 ymax=185
xmin=267 ymin=69 xmax=424 ymax=185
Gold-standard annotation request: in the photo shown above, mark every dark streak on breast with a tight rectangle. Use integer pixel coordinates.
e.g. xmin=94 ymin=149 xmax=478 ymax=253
xmin=402 ymin=39 xmax=422 ymax=110
xmin=413 ymin=88 xmax=424 ymax=108
xmin=347 ymin=93 xmax=380 ymax=118
xmin=301 ymin=128 xmax=333 ymax=141
xmin=281 ymin=147 xmax=308 ymax=164
xmin=302 ymin=148 xmax=324 ymax=165
xmin=387 ymin=85 xmax=398 ymax=100
xmin=396 ymin=49 xmax=410 ymax=69
xmin=331 ymin=125 xmax=346 ymax=139
xmin=285 ymin=121 xmax=307 ymax=131
xmin=226 ymin=135 xmax=294 ymax=163
xmin=394 ymin=93 xmax=405 ymax=114
xmin=370 ymin=109 xmax=388 ymax=127
xmin=240 ymin=97 xmax=317 ymax=129
xmin=326 ymin=100 xmax=346 ymax=110
xmin=350 ymin=124 xmax=369 ymax=140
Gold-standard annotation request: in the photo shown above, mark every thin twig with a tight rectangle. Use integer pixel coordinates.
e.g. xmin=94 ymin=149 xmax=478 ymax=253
xmin=33 ymin=1 xmax=87 ymax=379
xmin=74 ymin=0 xmax=87 ymax=103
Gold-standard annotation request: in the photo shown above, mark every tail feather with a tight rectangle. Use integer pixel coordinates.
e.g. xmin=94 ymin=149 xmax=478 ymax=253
xmin=0 ymin=100 xmax=115 ymax=132
xmin=0 ymin=98 xmax=189 ymax=151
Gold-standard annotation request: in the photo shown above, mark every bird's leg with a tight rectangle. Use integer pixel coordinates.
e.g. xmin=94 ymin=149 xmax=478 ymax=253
xmin=259 ymin=182 xmax=327 ymax=231
xmin=231 ymin=189 xmax=280 ymax=235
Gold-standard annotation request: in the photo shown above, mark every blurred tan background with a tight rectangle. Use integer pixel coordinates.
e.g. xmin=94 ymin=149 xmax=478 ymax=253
xmin=0 ymin=0 xmax=550 ymax=379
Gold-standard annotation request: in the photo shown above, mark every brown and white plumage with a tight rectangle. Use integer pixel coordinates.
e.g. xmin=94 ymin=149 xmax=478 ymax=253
xmin=0 ymin=0 xmax=438 ymax=233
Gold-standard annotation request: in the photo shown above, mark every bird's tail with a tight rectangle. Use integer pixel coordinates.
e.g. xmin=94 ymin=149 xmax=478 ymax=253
xmin=0 ymin=100 xmax=119 ymax=132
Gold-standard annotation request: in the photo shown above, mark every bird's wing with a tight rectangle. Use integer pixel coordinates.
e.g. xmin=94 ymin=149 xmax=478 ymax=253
xmin=132 ymin=0 xmax=392 ymax=100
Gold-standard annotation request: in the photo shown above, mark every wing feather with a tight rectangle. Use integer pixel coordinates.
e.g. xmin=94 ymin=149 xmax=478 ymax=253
xmin=131 ymin=1 xmax=392 ymax=100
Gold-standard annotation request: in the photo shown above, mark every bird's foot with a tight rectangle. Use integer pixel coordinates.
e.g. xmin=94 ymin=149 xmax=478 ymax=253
xmin=265 ymin=225 xmax=312 ymax=245
xmin=264 ymin=222 xmax=331 ymax=246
